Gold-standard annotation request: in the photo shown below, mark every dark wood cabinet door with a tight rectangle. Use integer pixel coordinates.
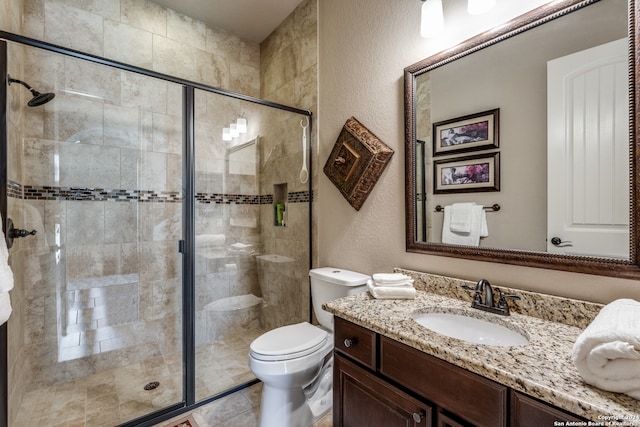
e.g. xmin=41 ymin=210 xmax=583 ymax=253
xmin=511 ymin=391 xmax=587 ymax=426
xmin=437 ymin=411 xmax=474 ymax=427
xmin=334 ymin=353 xmax=432 ymax=427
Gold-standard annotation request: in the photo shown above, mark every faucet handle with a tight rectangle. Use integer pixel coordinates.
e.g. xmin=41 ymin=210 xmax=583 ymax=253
xmin=496 ymin=288 xmax=520 ymax=310
xmin=461 ymin=284 xmax=482 ymax=305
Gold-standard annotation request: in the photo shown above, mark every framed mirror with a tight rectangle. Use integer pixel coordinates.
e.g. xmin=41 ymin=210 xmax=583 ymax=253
xmin=404 ymin=0 xmax=640 ymax=278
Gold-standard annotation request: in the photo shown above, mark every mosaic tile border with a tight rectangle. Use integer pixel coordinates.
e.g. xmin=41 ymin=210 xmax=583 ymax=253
xmin=9 ymin=182 xmax=312 ymax=204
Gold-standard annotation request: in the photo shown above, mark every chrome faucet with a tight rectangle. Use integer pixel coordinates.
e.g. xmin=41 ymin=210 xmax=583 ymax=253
xmin=462 ymin=279 xmax=520 ymax=316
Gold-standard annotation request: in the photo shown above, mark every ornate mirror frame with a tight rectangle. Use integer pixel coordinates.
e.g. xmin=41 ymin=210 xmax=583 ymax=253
xmin=405 ymin=0 xmax=640 ymax=279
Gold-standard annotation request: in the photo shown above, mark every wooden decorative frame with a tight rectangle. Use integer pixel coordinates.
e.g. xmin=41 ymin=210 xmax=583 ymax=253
xmin=433 ymin=109 xmax=499 ymax=156
xmin=404 ymin=0 xmax=640 ymax=279
xmin=434 ymin=153 xmax=499 ymax=194
xmin=324 ymin=117 xmax=393 ymax=210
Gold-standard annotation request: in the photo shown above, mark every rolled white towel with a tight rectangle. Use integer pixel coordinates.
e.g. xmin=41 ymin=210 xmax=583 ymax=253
xmin=372 ymin=273 xmax=413 ymax=286
xmin=367 ymin=280 xmax=416 ymax=300
xmin=571 ymin=298 xmax=640 ymax=399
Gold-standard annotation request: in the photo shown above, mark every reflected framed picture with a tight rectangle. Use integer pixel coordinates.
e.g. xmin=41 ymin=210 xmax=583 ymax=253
xmin=434 ymin=152 xmax=500 ymax=194
xmin=432 ymin=108 xmax=499 ymax=156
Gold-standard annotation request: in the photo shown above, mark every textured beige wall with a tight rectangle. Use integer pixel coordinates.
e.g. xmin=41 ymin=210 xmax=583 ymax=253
xmin=317 ymin=0 xmax=640 ymax=304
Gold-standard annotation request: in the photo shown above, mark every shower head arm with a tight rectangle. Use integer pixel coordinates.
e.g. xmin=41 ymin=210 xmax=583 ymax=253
xmin=7 ymin=75 xmax=35 ymax=92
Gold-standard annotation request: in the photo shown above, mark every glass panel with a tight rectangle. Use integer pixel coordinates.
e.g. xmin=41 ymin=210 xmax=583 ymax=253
xmin=6 ymin=43 xmax=184 ymax=427
xmin=193 ymin=89 xmax=311 ymax=401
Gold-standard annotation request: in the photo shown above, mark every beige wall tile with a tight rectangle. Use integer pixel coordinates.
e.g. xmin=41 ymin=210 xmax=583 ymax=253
xmin=44 ymin=1 xmax=104 ymax=56
xmin=104 ymin=20 xmax=153 ymax=68
xmin=152 ymin=34 xmax=195 ymax=80
xmin=167 ymin=9 xmax=206 ymax=51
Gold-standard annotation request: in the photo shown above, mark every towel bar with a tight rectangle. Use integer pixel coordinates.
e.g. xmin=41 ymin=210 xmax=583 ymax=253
xmin=434 ymin=204 xmax=500 ymax=213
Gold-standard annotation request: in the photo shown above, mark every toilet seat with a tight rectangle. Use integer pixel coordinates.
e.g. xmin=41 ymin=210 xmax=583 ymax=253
xmin=250 ymin=322 xmax=328 ymax=362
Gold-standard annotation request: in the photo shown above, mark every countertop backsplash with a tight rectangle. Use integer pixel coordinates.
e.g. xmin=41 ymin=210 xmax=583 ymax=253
xmin=395 ymin=268 xmax=604 ymax=329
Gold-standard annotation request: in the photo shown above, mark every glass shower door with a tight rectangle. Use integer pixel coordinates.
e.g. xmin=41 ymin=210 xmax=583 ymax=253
xmin=6 ymin=42 xmax=185 ymax=427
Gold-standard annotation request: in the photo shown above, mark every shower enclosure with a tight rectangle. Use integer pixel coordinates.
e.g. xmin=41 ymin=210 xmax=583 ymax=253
xmin=1 ymin=34 xmax=312 ymax=427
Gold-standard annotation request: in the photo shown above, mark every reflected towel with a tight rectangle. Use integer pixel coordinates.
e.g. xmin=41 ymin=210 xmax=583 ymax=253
xmin=442 ymin=205 xmax=488 ymax=246
xmin=367 ymin=280 xmax=415 ymax=300
xmin=571 ymin=299 xmax=640 ymax=400
xmin=449 ymin=203 xmax=475 ymax=233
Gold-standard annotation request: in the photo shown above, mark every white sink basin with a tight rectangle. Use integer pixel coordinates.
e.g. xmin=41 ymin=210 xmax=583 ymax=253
xmin=412 ymin=312 xmax=529 ymax=347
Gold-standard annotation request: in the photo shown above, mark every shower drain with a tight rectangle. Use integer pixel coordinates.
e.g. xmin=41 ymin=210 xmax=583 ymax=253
xmin=144 ymin=381 xmax=160 ymax=391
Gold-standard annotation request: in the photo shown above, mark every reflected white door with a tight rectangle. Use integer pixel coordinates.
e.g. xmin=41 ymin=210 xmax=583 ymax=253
xmin=547 ymin=38 xmax=629 ymax=258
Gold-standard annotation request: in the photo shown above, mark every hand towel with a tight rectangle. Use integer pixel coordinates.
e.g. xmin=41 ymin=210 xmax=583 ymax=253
xmin=0 ymin=213 xmax=14 ymax=325
xmin=449 ymin=202 xmax=475 ymax=233
xmin=442 ymin=205 xmax=488 ymax=246
xmin=571 ymin=298 xmax=640 ymax=399
xmin=0 ymin=214 xmax=14 ymax=294
xmin=367 ymin=280 xmax=416 ymax=300
xmin=0 ymin=292 xmax=11 ymax=325
xmin=372 ymin=273 xmax=413 ymax=287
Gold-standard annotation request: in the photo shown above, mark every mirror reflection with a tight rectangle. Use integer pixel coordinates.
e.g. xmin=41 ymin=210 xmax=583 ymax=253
xmin=410 ymin=0 xmax=630 ymax=261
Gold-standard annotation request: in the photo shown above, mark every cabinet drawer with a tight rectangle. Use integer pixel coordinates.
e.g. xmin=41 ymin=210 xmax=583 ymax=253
xmin=380 ymin=336 xmax=508 ymax=427
xmin=334 ymin=317 xmax=377 ymax=369
xmin=511 ymin=391 xmax=586 ymax=426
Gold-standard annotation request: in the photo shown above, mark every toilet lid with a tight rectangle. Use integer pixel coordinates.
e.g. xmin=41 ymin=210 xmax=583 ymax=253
xmin=250 ymin=322 xmax=328 ymax=361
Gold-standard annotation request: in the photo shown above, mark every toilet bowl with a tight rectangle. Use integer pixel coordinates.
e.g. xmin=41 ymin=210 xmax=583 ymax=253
xmin=248 ymin=267 xmax=369 ymax=427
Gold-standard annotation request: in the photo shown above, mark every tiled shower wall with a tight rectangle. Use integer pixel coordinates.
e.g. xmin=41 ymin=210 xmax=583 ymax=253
xmin=2 ymin=0 xmax=318 ymax=425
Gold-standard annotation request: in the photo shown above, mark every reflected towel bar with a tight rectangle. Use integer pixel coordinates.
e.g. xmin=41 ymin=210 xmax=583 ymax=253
xmin=434 ymin=204 xmax=500 ymax=212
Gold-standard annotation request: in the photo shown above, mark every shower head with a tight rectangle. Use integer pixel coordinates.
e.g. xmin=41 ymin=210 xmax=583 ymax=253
xmin=7 ymin=75 xmax=55 ymax=107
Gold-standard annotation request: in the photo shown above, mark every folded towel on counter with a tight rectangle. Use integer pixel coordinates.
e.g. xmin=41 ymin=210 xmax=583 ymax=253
xmin=442 ymin=204 xmax=488 ymax=246
xmin=449 ymin=202 xmax=476 ymax=233
xmin=571 ymin=298 xmax=640 ymax=400
xmin=371 ymin=273 xmax=413 ymax=287
xmin=367 ymin=279 xmax=416 ymax=300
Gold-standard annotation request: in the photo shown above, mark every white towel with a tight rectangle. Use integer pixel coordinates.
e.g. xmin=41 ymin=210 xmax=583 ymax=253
xmin=372 ymin=273 xmax=413 ymax=287
xmin=0 ymin=292 xmax=11 ymax=325
xmin=571 ymin=299 xmax=640 ymax=399
xmin=0 ymin=214 xmax=14 ymax=325
xmin=367 ymin=280 xmax=416 ymax=300
xmin=442 ymin=205 xmax=488 ymax=246
xmin=449 ymin=202 xmax=475 ymax=233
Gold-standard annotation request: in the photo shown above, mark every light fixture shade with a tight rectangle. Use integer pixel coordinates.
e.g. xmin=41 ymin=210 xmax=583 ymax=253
xmin=236 ymin=117 xmax=247 ymax=134
xmin=421 ymin=0 xmax=444 ymax=39
xmin=467 ymin=0 xmax=496 ymax=15
xmin=229 ymin=123 xmax=239 ymax=138
xmin=222 ymin=127 xmax=232 ymax=141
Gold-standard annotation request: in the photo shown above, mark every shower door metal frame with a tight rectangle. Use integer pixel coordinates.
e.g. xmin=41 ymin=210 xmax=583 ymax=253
xmin=0 ymin=32 xmax=314 ymax=427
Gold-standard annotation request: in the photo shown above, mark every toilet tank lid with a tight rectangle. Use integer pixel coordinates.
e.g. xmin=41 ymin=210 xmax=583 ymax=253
xmin=309 ymin=267 xmax=370 ymax=286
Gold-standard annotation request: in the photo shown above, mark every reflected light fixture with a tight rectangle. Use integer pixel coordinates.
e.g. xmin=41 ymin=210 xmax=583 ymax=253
xmin=229 ymin=123 xmax=239 ymax=138
xmin=467 ymin=0 xmax=496 ymax=15
xmin=420 ymin=0 xmax=444 ymax=39
xmin=222 ymin=127 xmax=232 ymax=141
xmin=237 ymin=117 xmax=247 ymax=134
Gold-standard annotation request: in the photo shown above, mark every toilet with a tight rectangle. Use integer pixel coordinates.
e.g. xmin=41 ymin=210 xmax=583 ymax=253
xmin=248 ymin=267 xmax=369 ymax=427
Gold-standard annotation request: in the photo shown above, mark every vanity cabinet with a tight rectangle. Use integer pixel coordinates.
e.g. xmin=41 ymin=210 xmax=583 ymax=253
xmin=333 ymin=317 xmax=587 ymax=427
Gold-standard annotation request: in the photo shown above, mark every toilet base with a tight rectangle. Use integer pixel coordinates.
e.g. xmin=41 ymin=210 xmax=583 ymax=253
xmin=258 ymin=383 xmax=314 ymax=427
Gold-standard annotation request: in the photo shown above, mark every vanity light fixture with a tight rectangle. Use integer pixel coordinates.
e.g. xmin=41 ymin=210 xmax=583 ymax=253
xmin=222 ymin=127 xmax=232 ymax=141
xmin=467 ymin=0 xmax=496 ymax=15
xmin=229 ymin=123 xmax=239 ymax=138
xmin=236 ymin=116 xmax=247 ymax=134
xmin=420 ymin=0 xmax=444 ymax=39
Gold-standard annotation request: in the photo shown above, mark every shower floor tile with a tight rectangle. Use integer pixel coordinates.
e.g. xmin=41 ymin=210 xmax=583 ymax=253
xmin=12 ymin=337 xmax=258 ymax=427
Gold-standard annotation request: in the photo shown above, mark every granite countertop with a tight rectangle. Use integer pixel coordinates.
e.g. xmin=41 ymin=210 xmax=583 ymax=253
xmin=324 ymin=286 xmax=640 ymax=423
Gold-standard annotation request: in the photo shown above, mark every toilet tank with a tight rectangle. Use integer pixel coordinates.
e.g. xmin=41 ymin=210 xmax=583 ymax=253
xmin=309 ymin=267 xmax=369 ymax=331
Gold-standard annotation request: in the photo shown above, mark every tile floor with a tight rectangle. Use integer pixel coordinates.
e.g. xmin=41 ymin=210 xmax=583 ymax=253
xmin=12 ymin=330 xmax=264 ymax=427
xmin=159 ymin=383 xmax=333 ymax=427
